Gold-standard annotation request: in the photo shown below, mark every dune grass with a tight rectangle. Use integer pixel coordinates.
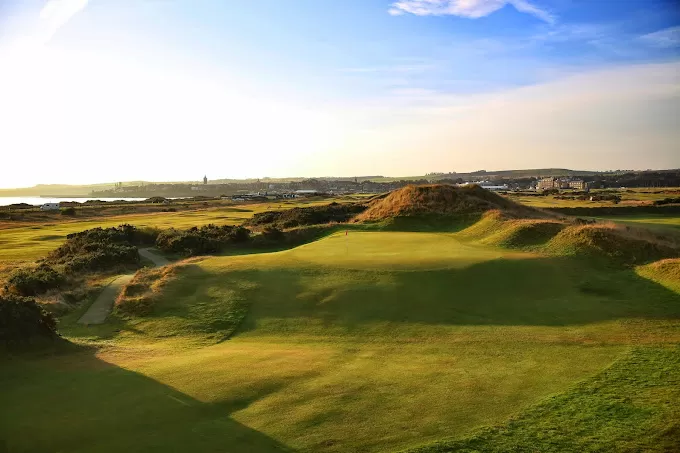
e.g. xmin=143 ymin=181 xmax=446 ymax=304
xmin=2 ymin=229 xmax=680 ymax=452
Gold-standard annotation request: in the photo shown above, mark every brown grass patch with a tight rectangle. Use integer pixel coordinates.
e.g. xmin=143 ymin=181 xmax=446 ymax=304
xmin=115 ymin=262 xmax=189 ymax=316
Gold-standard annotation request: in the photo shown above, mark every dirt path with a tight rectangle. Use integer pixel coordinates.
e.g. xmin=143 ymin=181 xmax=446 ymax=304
xmin=77 ymin=248 xmax=168 ymax=325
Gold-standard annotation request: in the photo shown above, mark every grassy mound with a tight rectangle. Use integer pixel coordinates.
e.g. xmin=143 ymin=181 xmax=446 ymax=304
xmin=457 ymin=210 xmax=564 ymax=248
xmin=639 ymin=258 xmax=680 ymax=281
xmin=457 ymin=211 xmax=678 ymax=264
xmin=636 ymin=258 xmax=680 ymax=292
xmin=480 ymin=218 xmax=566 ymax=249
xmin=115 ymin=263 xmax=188 ymax=316
xmin=355 ymin=184 xmax=540 ymax=223
xmin=546 ymin=223 xmax=678 ymax=265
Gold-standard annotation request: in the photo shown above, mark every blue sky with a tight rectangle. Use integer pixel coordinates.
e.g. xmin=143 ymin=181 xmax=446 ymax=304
xmin=0 ymin=0 xmax=679 ymax=186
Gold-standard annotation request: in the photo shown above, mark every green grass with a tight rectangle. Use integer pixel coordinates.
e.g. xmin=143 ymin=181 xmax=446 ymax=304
xmin=2 ymin=229 xmax=680 ymax=452
xmin=404 ymin=346 xmax=680 ymax=453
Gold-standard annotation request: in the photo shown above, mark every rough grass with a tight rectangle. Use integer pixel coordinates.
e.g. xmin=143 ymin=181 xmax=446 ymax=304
xmin=115 ymin=263 xmax=189 ymax=316
xmin=636 ymin=258 xmax=680 ymax=293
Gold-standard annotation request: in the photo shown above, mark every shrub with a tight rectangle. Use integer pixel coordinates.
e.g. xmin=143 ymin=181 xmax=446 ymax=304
xmin=6 ymin=264 xmax=65 ymax=296
xmin=136 ymin=226 xmax=162 ymax=244
xmin=156 ymin=224 xmax=251 ymax=256
xmin=262 ymin=226 xmax=285 ymax=241
xmin=574 ymin=218 xmax=596 ymax=225
xmin=46 ymin=225 xmax=150 ymax=273
xmin=0 ymin=295 xmax=58 ymax=347
xmin=60 ymin=207 xmax=76 ymax=216
xmin=246 ymin=202 xmax=367 ymax=229
xmin=654 ymin=197 xmax=680 ymax=206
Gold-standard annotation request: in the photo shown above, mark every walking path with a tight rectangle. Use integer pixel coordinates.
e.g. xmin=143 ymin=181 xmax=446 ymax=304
xmin=78 ymin=248 xmax=169 ymax=325
xmin=139 ymin=247 xmax=170 ymax=266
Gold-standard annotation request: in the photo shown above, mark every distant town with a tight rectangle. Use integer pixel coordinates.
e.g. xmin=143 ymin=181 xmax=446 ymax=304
xmin=88 ymin=169 xmax=680 ymax=200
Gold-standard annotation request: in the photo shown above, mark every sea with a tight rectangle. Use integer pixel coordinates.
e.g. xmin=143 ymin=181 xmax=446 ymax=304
xmin=0 ymin=197 xmax=148 ymax=207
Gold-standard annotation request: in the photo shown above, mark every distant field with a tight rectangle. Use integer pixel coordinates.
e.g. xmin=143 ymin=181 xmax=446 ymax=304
xmin=512 ymin=188 xmax=680 ymax=209
xmin=2 ymin=231 xmax=679 ymax=452
xmin=594 ymin=214 xmax=680 ymax=231
xmin=0 ymin=198 xmax=340 ymax=262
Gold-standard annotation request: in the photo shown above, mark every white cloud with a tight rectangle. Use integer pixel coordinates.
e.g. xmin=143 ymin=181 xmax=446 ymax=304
xmin=388 ymin=0 xmax=555 ymax=24
xmin=40 ymin=0 xmax=89 ymax=42
xmin=639 ymin=26 xmax=680 ymax=49
xmin=335 ymin=62 xmax=680 ymax=174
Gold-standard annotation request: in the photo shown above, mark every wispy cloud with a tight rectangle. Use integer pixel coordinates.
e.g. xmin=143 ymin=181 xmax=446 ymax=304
xmin=40 ymin=0 xmax=89 ymax=43
xmin=388 ymin=0 xmax=555 ymax=24
xmin=340 ymin=64 xmax=435 ymax=74
xmin=639 ymin=26 xmax=680 ymax=49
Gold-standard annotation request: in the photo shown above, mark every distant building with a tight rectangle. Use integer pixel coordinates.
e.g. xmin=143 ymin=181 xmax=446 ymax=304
xmin=40 ymin=203 xmax=60 ymax=211
xmin=458 ymin=182 xmax=508 ymax=191
xmin=479 ymin=182 xmax=509 ymax=191
xmin=568 ymin=180 xmax=587 ymax=190
xmin=537 ymin=177 xmax=557 ymax=190
xmin=203 ymin=175 xmax=208 ymax=185
xmin=295 ymin=189 xmax=319 ymax=196
xmin=537 ymin=177 xmax=588 ymax=191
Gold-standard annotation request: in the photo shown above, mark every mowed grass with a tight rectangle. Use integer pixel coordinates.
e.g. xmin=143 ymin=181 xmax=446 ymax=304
xmin=3 ymin=231 xmax=680 ymax=452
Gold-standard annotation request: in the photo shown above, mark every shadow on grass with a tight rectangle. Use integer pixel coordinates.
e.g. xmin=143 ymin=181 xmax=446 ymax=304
xmin=226 ymin=255 xmax=680 ymax=329
xmin=0 ymin=343 xmax=294 ymax=453
xmin=64 ymin=253 xmax=680 ymax=348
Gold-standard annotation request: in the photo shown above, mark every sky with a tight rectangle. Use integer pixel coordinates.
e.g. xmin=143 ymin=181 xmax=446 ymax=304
xmin=0 ymin=0 xmax=679 ymax=187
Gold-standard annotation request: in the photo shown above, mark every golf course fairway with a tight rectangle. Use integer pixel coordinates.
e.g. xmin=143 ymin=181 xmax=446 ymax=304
xmin=2 ymin=231 xmax=679 ymax=452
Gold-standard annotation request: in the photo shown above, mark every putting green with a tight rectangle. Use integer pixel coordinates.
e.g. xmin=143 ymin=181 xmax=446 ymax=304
xmin=285 ymin=231 xmax=533 ymax=270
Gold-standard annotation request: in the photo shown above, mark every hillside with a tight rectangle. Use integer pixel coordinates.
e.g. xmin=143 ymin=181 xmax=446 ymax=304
xmin=355 ymin=184 xmax=542 ymax=222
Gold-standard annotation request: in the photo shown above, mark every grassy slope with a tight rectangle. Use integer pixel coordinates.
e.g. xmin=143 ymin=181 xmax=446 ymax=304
xmin=404 ymin=346 xmax=680 ymax=453
xmin=2 ymin=230 xmax=680 ymax=452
